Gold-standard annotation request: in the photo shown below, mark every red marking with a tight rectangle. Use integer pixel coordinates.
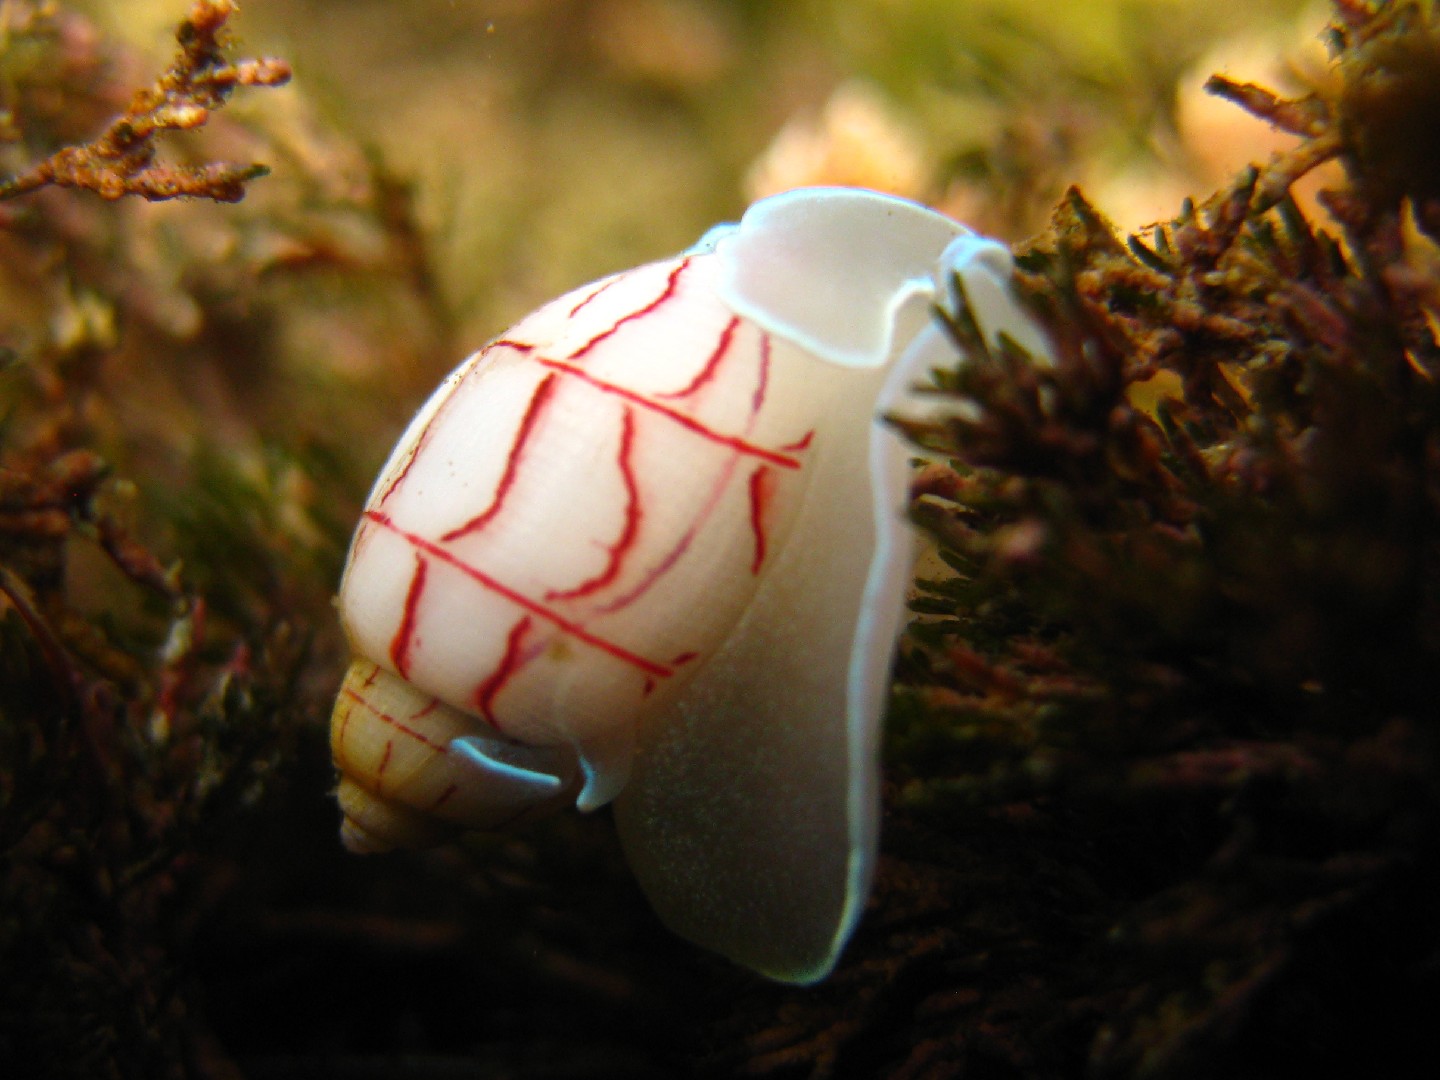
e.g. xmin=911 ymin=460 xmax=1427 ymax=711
xmin=376 ymin=375 xmax=468 ymax=508
xmin=751 ymin=333 xmax=771 ymax=415
xmin=491 ymin=338 xmax=536 ymax=353
xmin=429 ymin=783 xmax=459 ymax=811
xmin=342 ymin=686 xmax=448 ymax=752
xmin=538 ymin=358 xmax=804 ymax=469
xmin=547 ymin=410 xmax=641 ymax=601
xmin=781 ymin=431 xmax=814 ymax=452
xmin=599 ymin=517 xmax=697 ymax=614
xmin=747 ymin=465 xmax=778 ymax=574
xmin=365 ymin=510 xmax=674 ymax=678
xmin=472 ymin=616 xmax=532 ymax=730
xmin=660 ymin=316 xmax=739 ymax=399
xmin=671 ymin=651 xmax=699 ymax=666
xmin=566 ymin=258 xmax=691 ymax=361
xmin=596 ymin=456 xmax=740 ymax=615
xmin=642 ymin=679 xmax=655 ymax=697
xmin=337 ymin=699 xmax=353 ymax=745
xmin=388 ymin=555 xmax=428 ymax=678
xmin=442 ymin=374 xmax=559 ymax=542
xmin=376 ymin=741 xmax=393 ymax=787
xmin=376 ymin=434 xmax=426 ymax=509
xmin=568 ymin=274 xmax=624 ymax=318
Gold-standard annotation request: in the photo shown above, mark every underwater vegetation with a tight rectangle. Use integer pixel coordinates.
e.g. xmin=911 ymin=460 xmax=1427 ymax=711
xmin=2 ymin=0 xmax=1438 ymax=1077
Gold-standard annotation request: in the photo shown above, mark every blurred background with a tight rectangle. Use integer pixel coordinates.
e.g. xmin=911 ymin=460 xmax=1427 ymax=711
xmin=5 ymin=0 xmax=1314 ymax=539
xmin=76 ymin=0 xmax=1323 ymax=358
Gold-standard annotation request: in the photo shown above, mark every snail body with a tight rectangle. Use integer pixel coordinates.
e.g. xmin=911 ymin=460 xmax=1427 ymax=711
xmin=331 ymin=187 xmax=1051 ymax=982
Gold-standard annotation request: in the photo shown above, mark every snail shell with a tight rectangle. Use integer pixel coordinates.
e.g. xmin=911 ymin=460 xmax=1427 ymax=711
xmin=330 ymin=186 xmax=1051 ymax=982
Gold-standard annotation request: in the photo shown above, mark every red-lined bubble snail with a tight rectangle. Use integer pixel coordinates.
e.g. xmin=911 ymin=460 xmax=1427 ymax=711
xmin=329 ymin=186 xmax=1054 ymax=984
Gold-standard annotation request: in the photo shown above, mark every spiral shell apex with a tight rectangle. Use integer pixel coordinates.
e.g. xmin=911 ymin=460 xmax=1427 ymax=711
xmin=330 ymin=186 xmax=1053 ymax=983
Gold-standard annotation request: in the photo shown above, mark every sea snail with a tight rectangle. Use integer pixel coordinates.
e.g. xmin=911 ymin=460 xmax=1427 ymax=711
xmin=330 ymin=186 xmax=1053 ymax=984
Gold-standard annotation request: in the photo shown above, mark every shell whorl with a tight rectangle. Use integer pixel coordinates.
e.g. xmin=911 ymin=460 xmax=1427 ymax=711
xmin=331 ymin=659 xmax=581 ymax=852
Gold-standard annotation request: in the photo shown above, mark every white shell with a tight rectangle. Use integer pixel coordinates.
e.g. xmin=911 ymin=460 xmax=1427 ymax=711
xmin=330 ymin=186 xmax=1052 ymax=983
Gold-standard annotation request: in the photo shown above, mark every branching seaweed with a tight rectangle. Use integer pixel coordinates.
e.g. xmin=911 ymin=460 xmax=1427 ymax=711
xmin=0 ymin=0 xmax=290 ymax=204
xmin=0 ymin=3 xmax=310 ymax=1077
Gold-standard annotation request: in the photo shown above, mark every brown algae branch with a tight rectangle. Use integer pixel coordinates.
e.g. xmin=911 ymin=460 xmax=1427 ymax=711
xmin=0 ymin=0 xmax=291 ymax=204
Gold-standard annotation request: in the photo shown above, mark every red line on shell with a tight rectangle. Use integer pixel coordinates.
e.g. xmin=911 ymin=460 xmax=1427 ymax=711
xmin=537 ymin=358 xmax=804 ymax=469
xmin=595 ymin=451 xmax=740 ymax=615
xmin=546 ymin=409 xmax=642 ymax=601
xmin=442 ymin=374 xmax=559 ymax=542
xmin=747 ymin=465 xmax=777 ymax=574
xmin=376 ymin=394 xmax=451 ymax=508
xmin=378 ymin=441 xmax=422 ymax=510
xmin=388 ymin=554 xmax=428 ymax=678
xmin=377 ymin=451 xmax=416 ymax=510
xmin=566 ymin=257 xmax=692 ymax=361
xmin=567 ymin=274 xmax=624 ymax=318
xmin=337 ymin=698 xmax=353 ymax=745
xmin=376 ymin=741 xmax=393 ymax=787
xmin=364 ymin=510 xmax=674 ymax=678
xmin=751 ymin=332 xmax=771 ymax=415
xmin=472 ymin=616 xmax=532 ymax=730
xmin=659 ymin=315 xmax=739 ymax=399
xmin=429 ymin=783 xmax=459 ymax=811
xmin=781 ymin=431 xmax=815 ymax=452
xmin=596 ymin=513 xmax=698 ymax=614
xmin=342 ymin=686 xmax=449 ymax=752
